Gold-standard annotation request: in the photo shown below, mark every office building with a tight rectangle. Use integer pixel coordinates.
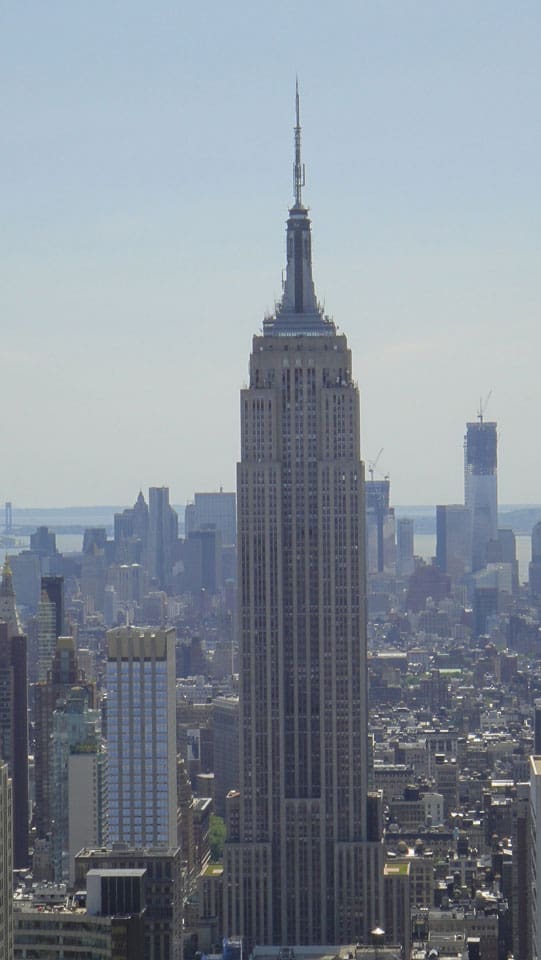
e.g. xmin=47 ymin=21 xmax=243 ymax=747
xmin=177 ymin=758 xmax=195 ymax=881
xmin=181 ymin=527 xmax=223 ymax=595
xmin=30 ymin=525 xmax=57 ymax=558
xmin=106 ymin=626 xmax=177 ymax=847
xmin=473 ymin=586 xmax=499 ymax=637
xmin=531 ymin=757 xmax=541 ymax=958
xmin=464 ymin=417 xmax=498 ymax=572
xmin=0 ymin=556 xmax=22 ymax=635
xmin=0 ymin=623 xmax=29 ymax=869
xmin=148 ymin=487 xmax=178 ymax=590
xmin=224 ymin=89 xmax=383 ymax=946
xmin=535 ymin=700 xmax=541 ymax=755
xmin=436 ymin=504 xmax=471 ymax=579
xmin=14 ymin=897 xmax=144 ymax=960
xmin=110 ymin=562 xmax=144 ymax=606
xmin=396 ymin=517 xmax=414 ymax=578
xmin=114 ymin=490 xmax=150 ymax=564
xmin=529 ymin=521 xmax=541 ymax=598
xmin=365 ymin=479 xmax=396 ymax=574
xmin=81 ymin=531 xmax=107 ymax=614
xmin=41 ymin=575 xmax=64 ymax=638
xmin=50 ymin=685 xmax=106 ymax=882
xmin=185 ymin=490 xmax=237 ymax=547
xmin=0 ymin=762 xmax=13 ymax=959
xmin=33 ymin=636 xmax=95 ymax=844
xmin=37 ymin=575 xmax=64 ymax=680
xmin=384 ymin=861 xmax=411 ymax=957
xmin=8 ymin=550 xmax=41 ymax=611
xmin=0 ymin=560 xmax=29 ymax=867
xmin=68 ymin=747 xmax=107 ymax=885
xmin=511 ymin=782 xmax=531 ymax=960
xmin=212 ymin=696 xmax=239 ymax=818
xmin=76 ymin=844 xmax=182 ymax=960
xmin=485 ymin=527 xmax=519 ymax=594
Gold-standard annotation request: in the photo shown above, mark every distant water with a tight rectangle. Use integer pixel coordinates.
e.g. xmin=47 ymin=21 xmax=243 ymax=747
xmin=0 ymin=513 xmax=533 ymax=584
xmin=415 ymin=532 xmax=531 ymax=585
xmin=56 ymin=533 xmax=83 ymax=553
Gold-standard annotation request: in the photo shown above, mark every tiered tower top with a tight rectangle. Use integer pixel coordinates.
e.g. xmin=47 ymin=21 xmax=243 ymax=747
xmin=263 ymin=82 xmax=335 ymax=337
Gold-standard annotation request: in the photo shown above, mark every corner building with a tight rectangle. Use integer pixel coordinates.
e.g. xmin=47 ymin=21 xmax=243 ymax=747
xmin=224 ymin=91 xmax=383 ymax=946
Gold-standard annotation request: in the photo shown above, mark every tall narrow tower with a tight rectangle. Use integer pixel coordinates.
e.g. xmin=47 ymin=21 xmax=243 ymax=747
xmin=224 ymin=87 xmax=382 ymax=947
xmin=0 ymin=762 xmax=13 ymax=958
xmin=0 ymin=560 xmax=29 ymax=868
xmin=106 ymin=626 xmax=178 ymax=848
xmin=464 ymin=414 xmax=498 ymax=572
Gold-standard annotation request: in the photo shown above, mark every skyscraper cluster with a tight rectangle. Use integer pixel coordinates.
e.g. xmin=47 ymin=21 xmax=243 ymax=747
xmin=3 ymin=88 xmax=541 ymax=960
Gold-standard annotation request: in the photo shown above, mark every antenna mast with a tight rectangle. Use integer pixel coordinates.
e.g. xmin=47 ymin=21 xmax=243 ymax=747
xmin=293 ymin=77 xmax=305 ymax=206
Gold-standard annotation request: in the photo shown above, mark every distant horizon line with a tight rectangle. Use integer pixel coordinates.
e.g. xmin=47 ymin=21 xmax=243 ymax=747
xmin=4 ymin=502 xmax=541 ymax=513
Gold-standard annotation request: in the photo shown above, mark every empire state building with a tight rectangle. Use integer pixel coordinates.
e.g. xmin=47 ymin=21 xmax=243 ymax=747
xmin=224 ymin=88 xmax=383 ymax=947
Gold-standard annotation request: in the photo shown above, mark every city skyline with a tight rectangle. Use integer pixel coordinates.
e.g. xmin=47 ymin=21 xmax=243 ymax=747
xmin=3 ymin=1 xmax=541 ymax=506
xmin=4 ymin=9 xmax=541 ymax=954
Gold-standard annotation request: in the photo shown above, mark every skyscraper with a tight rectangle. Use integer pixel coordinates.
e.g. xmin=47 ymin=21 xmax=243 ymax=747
xmin=114 ymin=490 xmax=149 ymax=564
xmin=396 ymin=517 xmax=415 ymax=578
xmin=530 ymin=520 xmax=541 ymax=598
xmin=148 ymin=487 xmax=178 ymax=590
xmin=106 ymin=626 xmax=177 ymax=848
xmin=50 ymin=685 xmax=106 ymax=882
xmin=185 ymin=491 xmax=237 ymax=547
xmin=531 ymin=756 xmax=541 ymax=958
xmin=33 ymin=635 xmax=95 ymax=845
xmin=37 ymin=575 xmax=64 ymax=680
xmin=365 ymin=478 xmax=396 ymax=574
xmin=224 ymin=88 xmax=383 ymax=947
xmin=464 ymin=417 xmax=498 ymax=572
xmin=0 ymin=762 xmax=13 ymax=959
xmin=0 ymin=560 xmax=29 ymax=868
xmin=436 ymin=504 xmax=471 ymax=579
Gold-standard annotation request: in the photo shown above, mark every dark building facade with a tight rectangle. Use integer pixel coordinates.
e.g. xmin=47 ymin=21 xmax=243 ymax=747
xmin=0 ymin=561 xmax=29 ymax=867
xmin=41 ymin=575 xmax=64 ymax=639
xmin=0 ymin=622 xmax=29 ymax=867
xmin=76 ymin=845 xmax=182 ymax=960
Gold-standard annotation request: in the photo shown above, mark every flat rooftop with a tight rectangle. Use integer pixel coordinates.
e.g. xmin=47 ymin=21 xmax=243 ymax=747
xmin=531 ymin=756 xmax=541 ymax=776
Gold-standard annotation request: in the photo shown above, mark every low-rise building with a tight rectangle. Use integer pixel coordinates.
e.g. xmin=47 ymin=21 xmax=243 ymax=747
xmin=75 ymin=844 xmax=182 ymax=960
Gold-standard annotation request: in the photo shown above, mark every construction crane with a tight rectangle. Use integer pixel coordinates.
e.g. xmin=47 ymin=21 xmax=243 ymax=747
xmin=367 ymin=448 xmax=384 ymax=482
xmin=477 ymin=390 xmax=492 ymax=423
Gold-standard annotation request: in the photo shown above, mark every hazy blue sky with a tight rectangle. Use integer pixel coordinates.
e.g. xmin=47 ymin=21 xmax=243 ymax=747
xmin=2 ymin=1 xmax=540 ymax=507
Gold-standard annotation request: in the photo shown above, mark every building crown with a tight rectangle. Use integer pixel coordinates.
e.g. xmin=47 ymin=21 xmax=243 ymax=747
xmin=263 ymin=83 xmax=335 ymax=337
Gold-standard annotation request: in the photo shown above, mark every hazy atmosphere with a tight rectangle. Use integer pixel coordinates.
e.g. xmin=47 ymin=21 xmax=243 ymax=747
xmin=2 ymin=1 xmax=540 ymax=506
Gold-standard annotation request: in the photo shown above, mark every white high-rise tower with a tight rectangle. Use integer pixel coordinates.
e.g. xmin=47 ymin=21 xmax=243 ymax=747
xmin=106 ymin=627 xmax=177 ymax=848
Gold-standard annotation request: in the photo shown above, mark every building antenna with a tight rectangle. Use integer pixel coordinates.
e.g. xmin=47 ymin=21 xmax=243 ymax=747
xmin=293 ymin=77 xmax=305 ymax=206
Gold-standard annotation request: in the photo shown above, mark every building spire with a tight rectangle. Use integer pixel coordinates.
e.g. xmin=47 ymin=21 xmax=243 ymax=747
xmin=293 ymin=77 xmax=305 ymax=208
xmin=263 ymin=84 xmax=335 ymax=336
xmin=0 ymin=556 xmax=21 ymax=636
